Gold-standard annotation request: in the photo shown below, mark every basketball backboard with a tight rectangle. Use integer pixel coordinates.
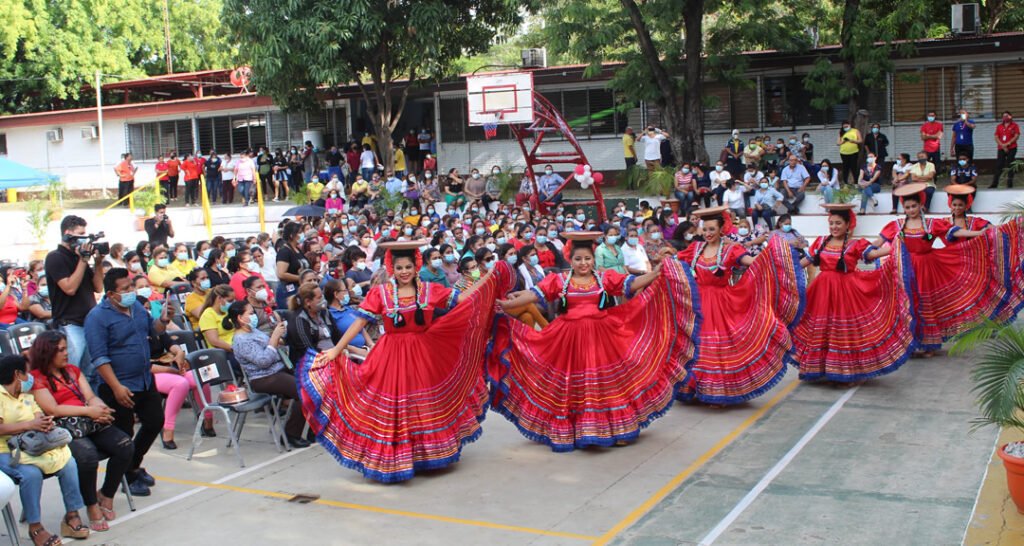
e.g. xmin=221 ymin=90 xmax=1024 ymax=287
xmin=466 ymin=71 xmax=534 ymax=125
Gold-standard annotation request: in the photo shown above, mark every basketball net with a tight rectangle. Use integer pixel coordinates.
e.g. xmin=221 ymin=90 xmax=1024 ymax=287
xmin=482 ymin=112 xmax=503 ymax=139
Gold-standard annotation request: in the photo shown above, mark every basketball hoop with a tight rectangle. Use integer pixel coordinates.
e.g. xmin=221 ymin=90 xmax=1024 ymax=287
xmin=480 ymin=111 xmax=503 ymax=139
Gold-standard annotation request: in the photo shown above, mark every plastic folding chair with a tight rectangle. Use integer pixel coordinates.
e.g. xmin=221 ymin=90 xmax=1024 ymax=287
xmin=234 ymin=361 xmax=290 ymax=451
xmin=0 ymin=472 xmax=17 ymax=546
xmin=6 ymin=322 xmax=47 ymax=354
xmin=0 ymin=331 xmax=14 ymax=356
xmin=185 ymin=349 xmax=285 ymax=467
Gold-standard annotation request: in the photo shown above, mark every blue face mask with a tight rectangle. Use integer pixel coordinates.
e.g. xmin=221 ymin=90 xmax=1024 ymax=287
xmin=627 ymin=237 xmax=639 ymax=246
xmin=340 ymin=294 xmax=350 ymax=305
xmin=958 ymin=159 xmax=967 ymax=166
xmin=156 ymin=258 xmax=169 ymax=268
xmin=715 ymin=165 xmax=724 ymax=172
xmin=556 ymin=215 xmax=564 ymax=223
xmin=781 ymin=224 xmax=793 ymax=233
xmin=760 ymin=182 xmax=769 ymax=189
xmin=202 ymin=249 xmax=212 ymax=259
xmin=136 ymin=287 xmax=152 ymax=300
xmin=681 ymin=168 xmax=690 ymax=174
xmin=248 ymin=314 xmax=259 ymax=329
xmin=20 ymin=373 xmax=33 ymax=393
xmin=220 ymin=302 xmax=231 ymax=312
xmin=226 ymin=250 xmax=236 ymax=258
xmin=548 ymin=230 xmax=557 ymax=239
xmin=536 ymin=235 xmax=548 ymax=244
xmin=430 ymin=258 xmax=443 ymax=269
xmin=298 ymin=233 xmax=306 ymax=244
xmin=404 ymin=227 xmax=413 ymax=236
xmin=605 ymin=235 xmax=619 ymax=245
xmin=200 ymin=279 xmax=211 ymax=291
xmin=443 ymin=253 xmax=456 ymax=263
xmin=496 ymin=237 xmax=507 ymax=245
xmin=116 ymin=291 xmax=136 ymax=308
xmin=528 ymin=255 xmax=539 ymax=266
xmin=576 ymin=214 xmax=586 ymax=222
xmin=738 ymin=227 xmax=750 ymax=236
xmin=927 ymin=115 xmax=935 ymax=122
xmin=871 ymin=127 xmax=879 ymax=134
xmin=38 ymin=286 xmax=49 ymax=298
xmin=176 ymin=252 xmax=189 ymax=262
xmin=475 ymin=228 xmax=485 ymax=236
xmin=506 ymin=255 xmax=518 ymax=265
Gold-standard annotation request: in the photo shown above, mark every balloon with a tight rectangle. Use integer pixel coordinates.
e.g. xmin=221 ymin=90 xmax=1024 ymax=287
xmin=579 ymin=178 xmax=591 ymax=189
xmin=592 ymin=172 xmax=604 ymax=184
xmin=583 ymin=164 xmax=592 ymax=173
xmin=574 ymin=164 xmax=585 ymax=176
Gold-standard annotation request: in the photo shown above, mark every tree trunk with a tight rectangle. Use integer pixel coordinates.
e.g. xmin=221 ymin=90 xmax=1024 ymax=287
xmin=680 ymin=0 xmax=708 ymax=165
xmin=840 ymin=0 xmax=862 ymax=122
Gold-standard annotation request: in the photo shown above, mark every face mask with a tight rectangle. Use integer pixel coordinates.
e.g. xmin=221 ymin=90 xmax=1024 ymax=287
xmin=156 ymin=258 xmax=169 ymax=268
xmin=136 ymin=287 xmax=152 ymax=300
xmin=116 ymin=291 xmax=137 ymax=308
xmin=957 ymin=159 xmax=968 ymax=167
xmin=556 ymin=215 xmax=564 ymax=223
xmin=535 ymin=234 xmax=550 ymax=245
xmin=248 ymin=314 xmax=259 ymax=329
xmin=220 ymin=302 xmax=231 ymax=312
xmin=298 ymin=233 xmax=306 ymax=244
xmin=38 ymin=286 xmax=49 ymax=298
xmin=651 ymin=232 xmax=662 ymax=240
xmin=474 ymin=227 xmax=485 ymax=236
xmin=605 ymin=235 xmax=619 ymax=245
xmin=334 ymin=237 xmax=344 ymax=245
xmin=427 ymin=257 xmax=442 ymax=270
xmin=469 ymin=269 xmax=481 ymax=280
xmin=496 ymin=237 xmax=507 ymax=245
xmin=760 ymin=182 xmax=769 ymax=189
xmin=339 ymin=293 xmax=351 ymax=306
xmin=842 ymin=126 xmax=850 ymax=132
xmin=803 ymin=137 xmax=809 ymax=142
xmin=506 ymin=255 xmax=518 ymax=265
xmin=871 ymin=127 xmax=879 ymax=134
xmin=867 ymin=157 xmax=876 ymax=164
xmin=545 ymin=169 xmax=552 ymax=175
xmin=492 ymin=169 xmax=500 ymax=175
xmin=576 ymin=214 xmax=586 ymax=222
xmin=199 ymin=279 xmax=211 ymax=291
xmin=443 ymin=253 xmax=456 ymax=264
xmin=254 ymin=288 xmax=269 ymax=302
xmin=352 ymin=284 xmax=363 ymax=297
xmin=789 ymin=139 xmax=796 ymax=145
xmin=684 ymin=233 xmax=693 ymax=241
xmin=627 ymin=236 xmax=639 ymax=246
xmin=472 ymin=173 xmax=480 ymax=179
xmin=226 ymin=250 xmax=236 ymax=258
xmin=715 ymin=165 xmax=724 ymax=172
xmin=202 ymin=249 xmax=212 ymax=259
xmin=355 ymin=261 xmax=367 ymax=271
xmin=176 ymin=252 xmax=189 ymax=261
xmin=732 ymin=133 xmax=739 ymax=139
xmin=404 ymin=228 xmax=413 ymax=236
xmin=927 ymin=116 xmax=935 ymax=122
xmin=681 ymin=168 xmax=690 ymax=174
xmin=918 ymin=158 xmax=927 ymax=164
xmin=129 ymin=262 xmax=142 ymax=272
xmin=485 ymin=243 xmax=496 ymax=252
xmin=522 ymin=232 xmax=534 ymax=241
xmin=20 ymin=373 xmax=33 ymax=393
xmin=547 ymin=230 xmax=558 ymax=239
xmin=781 ymin=224 xmax=793 ymax=233
xmin=738 ymin=228 xmax=750 ymax=236
xmin=528 ymin=255 xmax=539 ymax=266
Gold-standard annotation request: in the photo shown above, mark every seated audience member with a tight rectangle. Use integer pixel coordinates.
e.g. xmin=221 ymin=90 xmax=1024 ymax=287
xmin=184 ymin=267 xmax=211 ymax=330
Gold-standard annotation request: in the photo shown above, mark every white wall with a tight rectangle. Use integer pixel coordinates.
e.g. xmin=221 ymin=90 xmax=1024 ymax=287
xmin=3 ymin=118 xmax=128 ymax=191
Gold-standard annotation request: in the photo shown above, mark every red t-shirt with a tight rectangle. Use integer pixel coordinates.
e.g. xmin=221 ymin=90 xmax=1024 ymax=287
xmin=182 ymin=160 xmax=202 ymax=180
xmin=30 ymin=365 xmax=87 ymax=407
xmin=996 ymin=122 xmax=1020 ymax=150
xmin=0 ymin=295 xmax=18 ymax=324
xmin=166 ymin=158 xmax=181 ymax=176
xmin=155 ymin=161 xmax=169 ymax=181
xmin=423 ymin=157 xmax=437 ymax=171
xmin=404 ymin=134 xmax=418 ymax=149
xmin=346 ymin=150 xmax=359 ymax=171
xmin=921 ymin=121 xmax=943 ymax=152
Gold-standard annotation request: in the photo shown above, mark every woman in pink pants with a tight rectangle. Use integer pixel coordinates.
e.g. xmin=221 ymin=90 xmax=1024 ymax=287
xmin=151 ymin=347 xmax=213 ymax=450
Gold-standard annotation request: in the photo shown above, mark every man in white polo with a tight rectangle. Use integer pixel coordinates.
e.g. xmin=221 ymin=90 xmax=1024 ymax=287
xmin=637 ymin=125 xmax=670 ymax=171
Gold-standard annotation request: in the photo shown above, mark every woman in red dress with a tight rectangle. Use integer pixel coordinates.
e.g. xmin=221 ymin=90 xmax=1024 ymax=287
xmin=490 ymin=232 xmax=699 ymax=451
xmin=675 ymin=207 xmax=805 ymax=405
xmin=945 ymin=185 xmax=991 ymax=245
xmin=791 ymin=204 xmax=917 ymax=384
xmin=874 ymin=183 xmax=999 ymax=356
xmin=297 ymin=242 xmax=514 ymax=483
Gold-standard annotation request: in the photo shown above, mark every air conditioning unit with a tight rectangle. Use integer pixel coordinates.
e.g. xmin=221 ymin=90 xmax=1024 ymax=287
xmin=80 ymin=126 xmax=98 ymax=140
xmin=521 ymin=48 xmax=547 ymax=69
xmin=951 ymin=3 xmax=980 ymax=35
xmin=45 ymin=128 xmax=63 ymax=143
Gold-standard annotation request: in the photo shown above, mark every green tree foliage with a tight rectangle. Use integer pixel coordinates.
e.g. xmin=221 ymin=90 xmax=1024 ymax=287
xmin=541 ymin=0 xmax=808 ymax=164
xmin=0 ymin=0 xmax=233 ymax=114
xmin=223 ymin=0 xmax=530 ymax=170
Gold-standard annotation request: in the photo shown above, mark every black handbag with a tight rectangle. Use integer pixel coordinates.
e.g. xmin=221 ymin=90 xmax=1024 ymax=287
xmin=48 ymin=372 xmax=110 ymax=439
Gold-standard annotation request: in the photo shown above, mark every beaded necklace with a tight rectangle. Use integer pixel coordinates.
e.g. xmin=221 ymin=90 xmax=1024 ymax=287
xmin=690 ymin=240 xmax=726 ymax=273
xmin=899 ymin=217 xmax=934 ymax=241
xmin=559 ymin=270 xmax=606 ymax=309
xmin=384 ymin=277 xmax=426 ymax=326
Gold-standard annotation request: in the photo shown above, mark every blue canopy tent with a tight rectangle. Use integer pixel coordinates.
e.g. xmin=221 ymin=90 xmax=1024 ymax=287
xmin=0 ymin=157 xmax=59 ymax=189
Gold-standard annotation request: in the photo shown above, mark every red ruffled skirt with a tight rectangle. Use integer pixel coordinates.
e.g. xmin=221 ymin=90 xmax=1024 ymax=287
xmin=791 ymin=239 xmax=917 ymax=382
xmin=903 ymin=230 xmax=1008 ymax=350
xmin=488 ymin=258 xmax=699 ymax=451
xmin=991 ymin=219 xmax=1024 ymax=324
xmin=676 ymin=236 xmax=805 ymax=404
xmin=297 ymin=263 xmax=513 ymax=483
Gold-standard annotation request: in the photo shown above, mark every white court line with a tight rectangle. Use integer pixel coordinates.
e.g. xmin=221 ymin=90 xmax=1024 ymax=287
xmin=108 ymin=447 xmax=305 ymax=527
xmin=698 ymin=386 xmax=859 ymax=545
xmin=961 ymin=428 xmax=1001 ymax=544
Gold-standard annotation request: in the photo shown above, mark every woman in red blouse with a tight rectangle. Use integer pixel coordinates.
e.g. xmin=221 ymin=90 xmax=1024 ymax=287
xmin=29 ymin=331 xmax=132 ymax=531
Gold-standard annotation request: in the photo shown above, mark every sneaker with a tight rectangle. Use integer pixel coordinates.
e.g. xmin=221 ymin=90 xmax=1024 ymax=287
xmin=133 ymin=468 xmax=156 ymax=486
xmin=127 ymin=479 xmax=151 ymax=497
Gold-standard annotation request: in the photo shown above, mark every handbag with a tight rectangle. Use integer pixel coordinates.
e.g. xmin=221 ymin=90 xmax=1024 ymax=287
xmin=48 ymin=371 xmax=111 ymax=439
xmin=7 ymin=428 xmax=71 ymax=465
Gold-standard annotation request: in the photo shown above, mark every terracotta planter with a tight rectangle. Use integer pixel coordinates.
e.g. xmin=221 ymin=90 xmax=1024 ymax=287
xmin=30 ymin=249 xmax=49 ymax=262
xmin=997 ymin=443 xmax=1024 ymax=514
xmin=135 ymin=216 xmax=152 ymax=231
xmin=662 ymin=199 xmax=680 ymax=213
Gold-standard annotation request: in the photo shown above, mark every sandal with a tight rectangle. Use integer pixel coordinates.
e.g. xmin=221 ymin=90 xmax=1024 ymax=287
xmin=89 ymin=519 xmax=109 ymax=532
xmin=61 ymin=514 xmax=89 ymax=539
xmin=98 ymin=495 xmax=117 ymax=521
xmin=30 ymin=527 xmax=61 ymax=546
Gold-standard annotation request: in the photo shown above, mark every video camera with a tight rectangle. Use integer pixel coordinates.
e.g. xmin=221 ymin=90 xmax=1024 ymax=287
xmin=63 ymin=232 xmax=110 ymax=257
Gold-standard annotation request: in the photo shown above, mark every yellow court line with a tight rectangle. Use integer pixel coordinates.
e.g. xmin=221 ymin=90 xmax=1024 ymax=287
xmin=591 ymin=380 xmax=800 ymax=546
xmin=153 ymin=475 xmax=598 ymax=541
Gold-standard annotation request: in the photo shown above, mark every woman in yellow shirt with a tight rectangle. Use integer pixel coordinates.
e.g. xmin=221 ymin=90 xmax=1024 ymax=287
xmin=198 ymin=285 xmax=236 ymax=352
xmin=836 ymin=121 xmax=863 ymax=186
xmin=0 ymin=354 xmax=88 ymax=543
xmin=147 ymin=247 xmax=182 ymax=295
xmin=184 ymin=268 xmax=211 ymax=330
xmin=169 ymin=243 xmax=198 ymax=280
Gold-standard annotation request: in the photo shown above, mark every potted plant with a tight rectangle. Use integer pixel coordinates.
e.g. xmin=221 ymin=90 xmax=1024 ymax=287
xmin=640 ymin=166 xmax=679 ymax=212
xmin=371 ymin=188 xmax=408 ymax=219
xmin=46 ymin=177 xmax=65 ymax=214
xmin=951 ymin=321 xmax=1024 ymax=513
xmin=491 ymin=162 xmax=521 ymax=204
xmin=132 ymin=184 xmax=165 ymax=230
xmin=25 ymin=196 xmax=53 ymax=260
xmin=616 ymin=165 xmax=647 ymax=191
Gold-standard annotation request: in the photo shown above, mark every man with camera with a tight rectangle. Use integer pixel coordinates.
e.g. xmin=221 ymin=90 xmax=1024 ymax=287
xmin=44 ymin=216 xmax=107 ymax=382
xmin=143 ymin=204 xmax=174 ymax=248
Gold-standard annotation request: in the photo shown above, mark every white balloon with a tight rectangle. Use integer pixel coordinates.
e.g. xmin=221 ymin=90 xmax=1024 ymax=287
xmin=583 ymin=164 xmax=592 ymax=173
